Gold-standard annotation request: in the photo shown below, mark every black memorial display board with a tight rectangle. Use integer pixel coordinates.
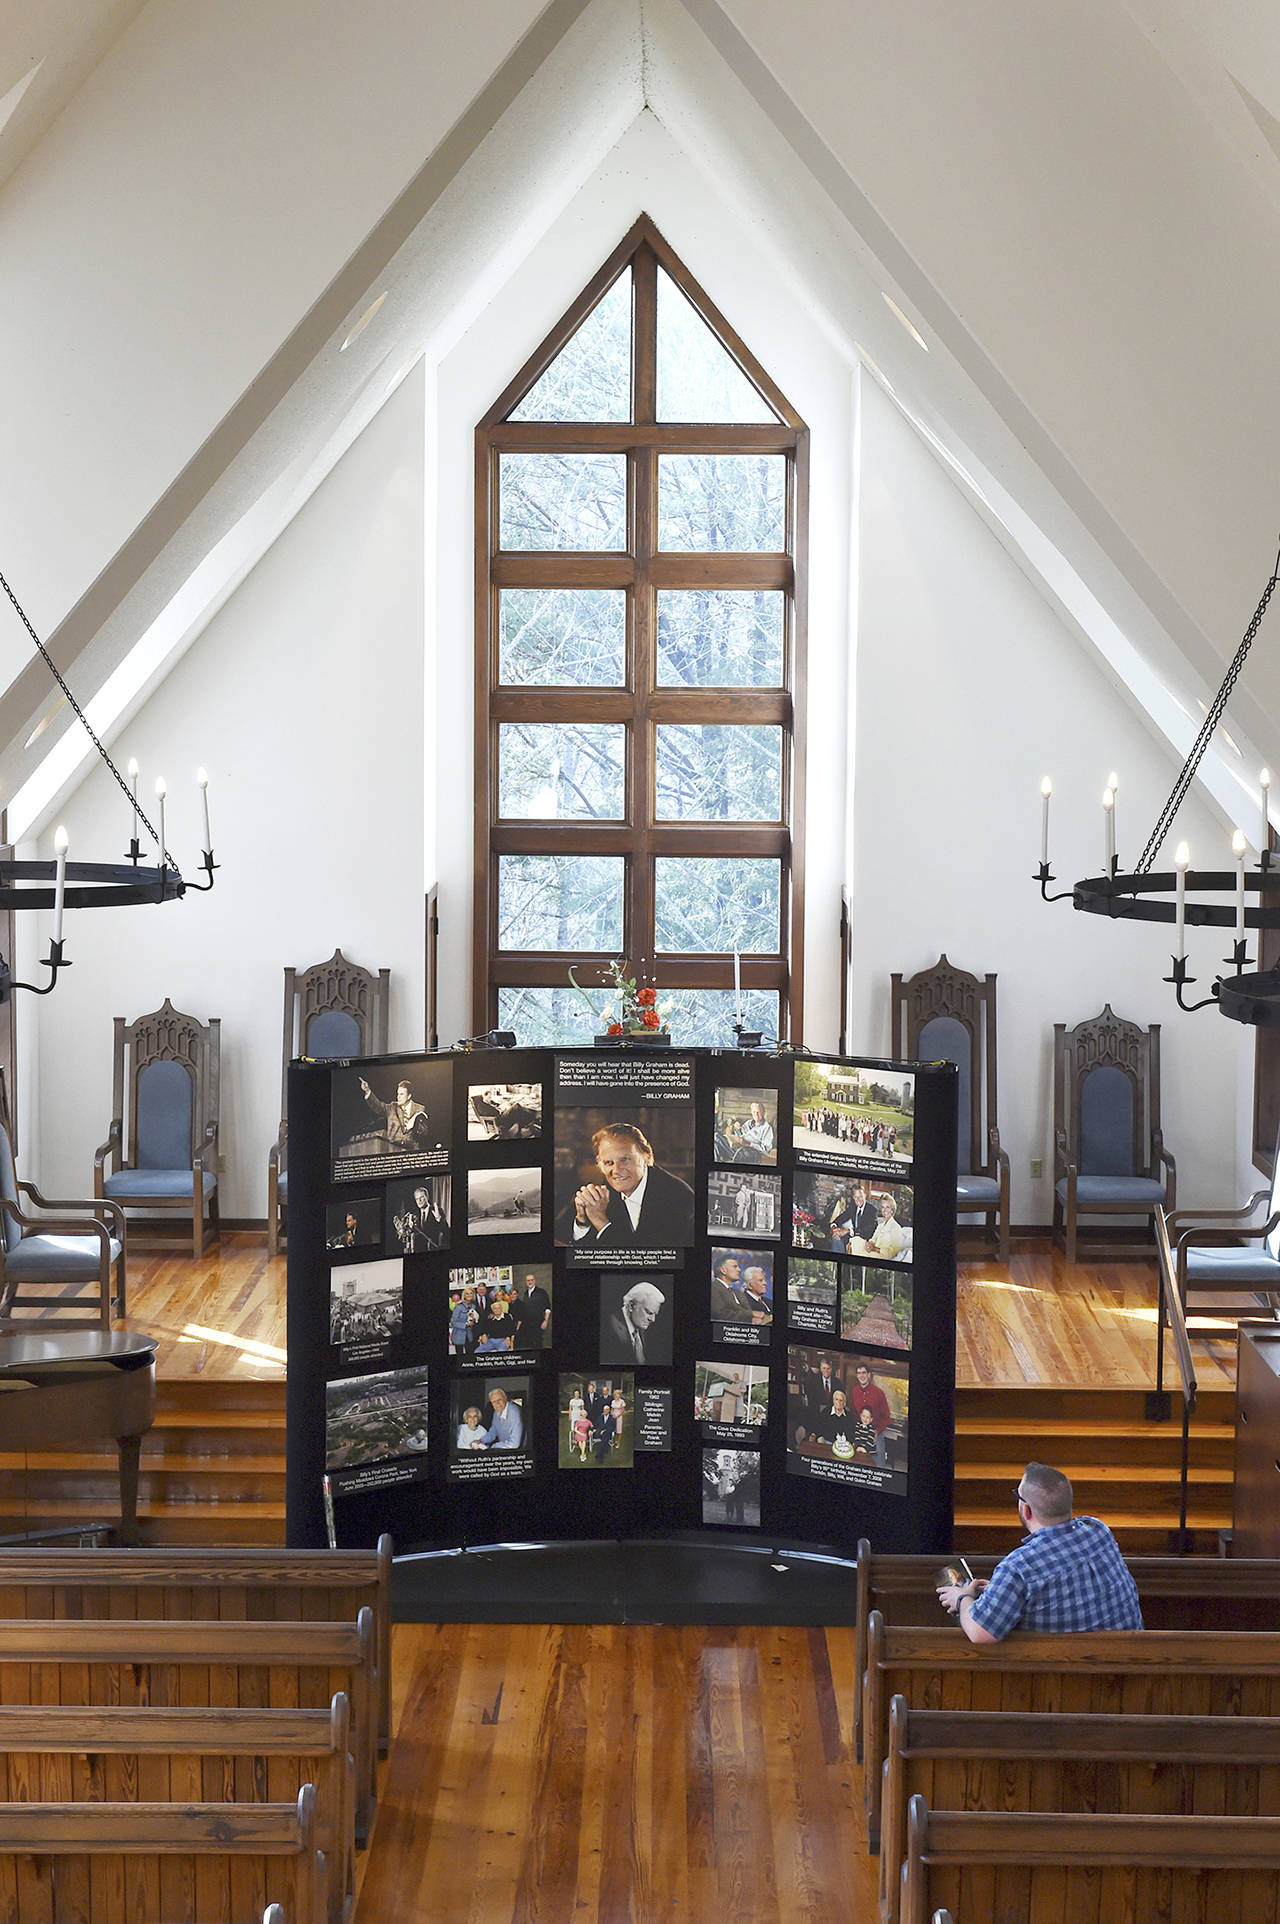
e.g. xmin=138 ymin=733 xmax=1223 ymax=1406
xmin=286 ymin=1047 xmax=957 ymax=1557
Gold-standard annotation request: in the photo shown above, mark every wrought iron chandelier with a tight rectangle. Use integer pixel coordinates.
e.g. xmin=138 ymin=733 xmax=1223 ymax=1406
xmin=0 ymin=571 xmax=216 ymax=1000
xmin=1037 ymin=539 xmax=1280 ymax=1027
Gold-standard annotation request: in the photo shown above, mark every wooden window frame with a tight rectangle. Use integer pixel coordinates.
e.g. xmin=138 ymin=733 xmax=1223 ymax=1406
xmin=473 ymin=215 xmax=808 ymax=1038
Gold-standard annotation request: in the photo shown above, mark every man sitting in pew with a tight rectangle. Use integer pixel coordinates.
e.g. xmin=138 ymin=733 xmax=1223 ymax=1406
xmin=936 ymin=1461 xmax=1143 ymax=1641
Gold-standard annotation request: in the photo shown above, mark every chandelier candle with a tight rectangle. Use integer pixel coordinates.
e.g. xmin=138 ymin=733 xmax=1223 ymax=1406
xmin=52 ymin=827 xmax=67 ymax=946
xmin=197 ymin=768 xmax=211 ymax=856
xmin=1263 ymin=768 xmax=1272 ymax=862
xmin=1103 ymin=787 xmax=1115 ymax=873
xmin=154 ymin=778 xmax=166 ymax=863
xmin=127 ymin=758 xmax=139 ymax=847
xmin=1175 ymin=842 xmax=1190 ymax=960
xmin=1040 ymin=776 xmax=1051 ymax=865
xmin=1235 ymin=830 xmax=1248 ymax=943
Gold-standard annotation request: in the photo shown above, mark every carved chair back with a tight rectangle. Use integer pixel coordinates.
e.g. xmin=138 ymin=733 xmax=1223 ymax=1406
xmin=115 ymin=1001 xmax=220 ymax=1173
xmin=279 ymin=950 xmax=391 ymax=1124
xmin=891 ymin=955 xmax=997 ymax=1177
xmin=1054 ymin=1004 xmax=1159 ymax=1180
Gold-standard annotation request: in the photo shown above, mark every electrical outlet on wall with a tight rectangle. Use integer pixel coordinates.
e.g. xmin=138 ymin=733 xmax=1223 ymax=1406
xmin=218 ymin=1153 xmax=227 ymax=1172
xmin=1029 ymin=1157 xmax=1043 ymax=1179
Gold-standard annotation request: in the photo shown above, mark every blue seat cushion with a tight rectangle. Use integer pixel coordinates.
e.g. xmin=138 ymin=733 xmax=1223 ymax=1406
xmin=957 ymin=1173 xmax=1001 ymax=1206
xmin=1056 ymin=1175 xmax=1166 ymax=1206
xmin=102 ymin=1168 xmax=217 ymax=1199
xmin=1184 ymin=1244 xmax=1280 ymax=1288
xmin=4 ymin=1234 xmax=122 ymax=1279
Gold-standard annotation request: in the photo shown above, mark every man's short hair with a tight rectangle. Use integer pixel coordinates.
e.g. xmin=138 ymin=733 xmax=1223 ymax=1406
xmin=623 ymin=1281 xmax=666 ymax=1313
xmin=1022 ymin=1462 xmax=1072 ymax=1522
xmin=592 ymin=1122 xmax=654 ymax=1160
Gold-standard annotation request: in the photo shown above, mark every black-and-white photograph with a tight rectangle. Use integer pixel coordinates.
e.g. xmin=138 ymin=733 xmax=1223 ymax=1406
xmin=785 ymin=1344 xmax=909 ymax=1495
xmin=712 ymin=1085 xmax=779 ymax=1165
xmin=695 ymin=1360 xmax=769 ymax=1442
xmin=386 ymin=1173 xmax=451 ymax=1253
xmin=553 ymin=1054 xmax=696 ymax=1259
xmin=787 ymin=1254 xmax=839 ymax=1336
xmin=599 ymin=1273 xmax=674 ymax=1367
xmin=467 ymin=1166 xmax=542 ymax=1237
xmin=467 ymin=1081 xmax=543 ymax=1141
xmin=792 ymin=1059 xmax=914 ymax=1172
xmin=448 ymin=1375 xmax=533 ymax=1480
xmin=707 ymin=1168 xmax=781 ymax=1240
xmin=330 ymin=1058 xmax=451 ymax=1181
xmin=325 ymin=1197 xmax=381 ymax=1252
xmin=701 ymin=1447 xmax=761 ymax=1529
xmin=324 ymin=1364 xmax=429 ymax=1487
xmin=328 ymin=1257 xmax=403 ymax=1364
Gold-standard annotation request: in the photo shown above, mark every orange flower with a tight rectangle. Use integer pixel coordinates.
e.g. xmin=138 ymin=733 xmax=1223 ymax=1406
xmin=607 ymin=1021 xmax=624 ymax=1035
xmin=636 ymin=986 xmax=657 ymax=1007
xmin=641 ymin=1007 xmax=662 ymax=1030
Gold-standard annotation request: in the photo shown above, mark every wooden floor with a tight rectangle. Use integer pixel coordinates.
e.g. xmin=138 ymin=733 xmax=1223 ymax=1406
xmin=355 ymin=1620 xmax=876 ymax=1924
xmin=111 ymin=1230 xmax=1233 ymax=1394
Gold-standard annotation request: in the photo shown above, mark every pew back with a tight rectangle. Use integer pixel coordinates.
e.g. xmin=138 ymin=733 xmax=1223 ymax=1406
xmin=0 ymin=1785 xmax=323 ymax=1924
xmin=882 ymin=1702 xmax=1280 ymax=1924
xmin=0 ymin=1538 xmax=393 ymax=1752
xmin=863 ymin=1614 xmax=1280 ymax=1849
xmin=901 ymin=1798 xmax=1280 ymax=1924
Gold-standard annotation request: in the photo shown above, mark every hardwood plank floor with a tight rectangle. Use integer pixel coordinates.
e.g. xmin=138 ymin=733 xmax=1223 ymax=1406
xmin=355 ymin=1621 xmax=876 ymax=1924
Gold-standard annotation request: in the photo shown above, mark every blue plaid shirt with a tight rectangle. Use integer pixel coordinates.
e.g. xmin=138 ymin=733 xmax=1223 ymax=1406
xmin=969 ymin=1515 xmax=1143 ymax=1638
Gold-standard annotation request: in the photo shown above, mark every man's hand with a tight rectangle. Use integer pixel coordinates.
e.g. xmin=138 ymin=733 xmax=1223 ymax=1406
xmin=575 ymin=1182 xmax=612 ymax=1233
xmin=937 ymin=1577 xmax=988 ymax=1616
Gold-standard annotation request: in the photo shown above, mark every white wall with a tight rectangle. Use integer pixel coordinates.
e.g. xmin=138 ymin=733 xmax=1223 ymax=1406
xmin=27 ymin=364 xmax=427 ymax=1216
xmin=851 ymin=377 xmax=1251 ymax=1220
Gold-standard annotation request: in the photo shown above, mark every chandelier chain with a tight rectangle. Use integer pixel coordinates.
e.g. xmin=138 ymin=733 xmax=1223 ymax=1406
xmin=0 ymin=568 xmax=169 ymax=860
xmin=1136 ymin=540 xmax=1280 ymax=873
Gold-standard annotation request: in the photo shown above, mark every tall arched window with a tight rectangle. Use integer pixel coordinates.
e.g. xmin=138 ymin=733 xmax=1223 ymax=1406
xmin=474 ymin=216 xmax=807 ymax=1044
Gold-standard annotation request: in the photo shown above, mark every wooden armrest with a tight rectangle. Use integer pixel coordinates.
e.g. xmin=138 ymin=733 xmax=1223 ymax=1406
xmin=93 ymin=1121 xmax=122 ymax=1170
xmin=1175 ymin=1213 xmax=1280 ymax=1254
xmin=1167 ymin=1198 xmax=1272 ymax=1229
xmin=16 ymin=1183 xmax=126 ymax=1232
xmin=0 ymin=1199 xmax=111 ymax=1246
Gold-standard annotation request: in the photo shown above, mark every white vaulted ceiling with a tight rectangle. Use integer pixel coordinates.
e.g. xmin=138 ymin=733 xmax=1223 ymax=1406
xmin=1 ymin=0 xmax=1279 ymax=838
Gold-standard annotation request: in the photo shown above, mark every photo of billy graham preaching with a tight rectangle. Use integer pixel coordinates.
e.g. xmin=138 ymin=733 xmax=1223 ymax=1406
xmin=554 ymin=1116 xmax=696 ymax=1251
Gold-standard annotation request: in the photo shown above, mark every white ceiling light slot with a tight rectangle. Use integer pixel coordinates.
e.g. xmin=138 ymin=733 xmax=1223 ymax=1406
xmin=340 ymin=291 xmax=389 ymax=352
xmin=881 ymin=292 xmax=929 ymax=352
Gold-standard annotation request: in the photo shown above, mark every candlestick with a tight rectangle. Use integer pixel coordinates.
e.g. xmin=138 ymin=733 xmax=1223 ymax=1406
xmin=197 ymin=767 xmax=211 ymax=855
xmin=1234 ymin=828 xmax=1248 ymax=941
xmin=155 ymin=777 xmax=166 ymax=864
xmin=127 ymin=757 xmax=139 ymax=842
xmin=1102 ymin=787 xmax=1115 ymax=873
xmin=733 ymin=949 xmax=742 ymax=1022
xmin=1174 ymin=841 xmax=1190 ymax=960
xmin=52 ymin=826 xmax=68 ymax=946
xmin=1040 ymin=776 xmax=1051 ymax=866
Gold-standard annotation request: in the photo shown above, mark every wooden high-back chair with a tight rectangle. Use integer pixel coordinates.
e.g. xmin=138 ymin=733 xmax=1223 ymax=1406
xmin=94 ymin=1000 xmax=220 ymax=1260
xmin=268 ymin=949 xmax=390 ymax=1255
xmin=1053 ymin=1003 xmax=1175 ymax=1264
xmin=891 ymin=954 xmax=1010 ymax=1261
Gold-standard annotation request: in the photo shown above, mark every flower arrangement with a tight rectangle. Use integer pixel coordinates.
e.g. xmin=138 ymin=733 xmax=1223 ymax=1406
xmin=569 ymin=957 xmax=671 ymax=1039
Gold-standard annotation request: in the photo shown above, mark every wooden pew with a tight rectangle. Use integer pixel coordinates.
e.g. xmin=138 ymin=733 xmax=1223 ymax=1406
xmin=853 ymin=1538 xmax=1280 ymax=1760
xmin=862 ymin=1614 xmax=1280 ymax=1851
xmin=0 ymin=1536 xmax=393 ymax=1754
xmin=0 ymin=1698 xmax=352 ymax=1924
xmin=881 ymin=1702 xmax=1280 ymax=1924
xmin=900 ymin=1798 xmax=1280 ymax=1924
xmin=0 ymin=1784 xmax=324 ymax=1924
xmin=0 ymin=1611 xmax=376 ymax=1842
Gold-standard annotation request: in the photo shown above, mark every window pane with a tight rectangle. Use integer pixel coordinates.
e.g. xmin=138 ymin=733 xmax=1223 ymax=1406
xmin=657 ymin=454 xmax=785 ymax=551
xmin=500 ymin=452 xmax=627 ymax=550
xmin=656 ymin=589 xmax=784 ymax=688
xmin=499 ymin=723 xmax=626 ymax=819
xmin=654 ymin=858 xmax=781 ymax=953
xmin=498 ymin=985 xmax=606 ymax=1046
xmin=655 ymin=724 xmax=782 ymax=822
xmin=498 ymin=854 xmax=625 ymax=951
xmin=499 ymin=588 xmax=626 ymax=686
xmin=656 ymin=269 xmax=776 ymax=425
xmin=659 ymin=987 xmax=781 ymax=1047
xmin=510 ymin=271 xmax=632 ymax=423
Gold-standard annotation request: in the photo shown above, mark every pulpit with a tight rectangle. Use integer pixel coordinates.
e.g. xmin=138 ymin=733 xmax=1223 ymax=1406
xmin=0 ymin=1329 xmax=157 ymax=1543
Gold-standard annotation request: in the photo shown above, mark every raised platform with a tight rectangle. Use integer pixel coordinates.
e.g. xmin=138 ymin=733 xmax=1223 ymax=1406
xmin=0 ymin=1232 xmax=1245 ymax=1553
